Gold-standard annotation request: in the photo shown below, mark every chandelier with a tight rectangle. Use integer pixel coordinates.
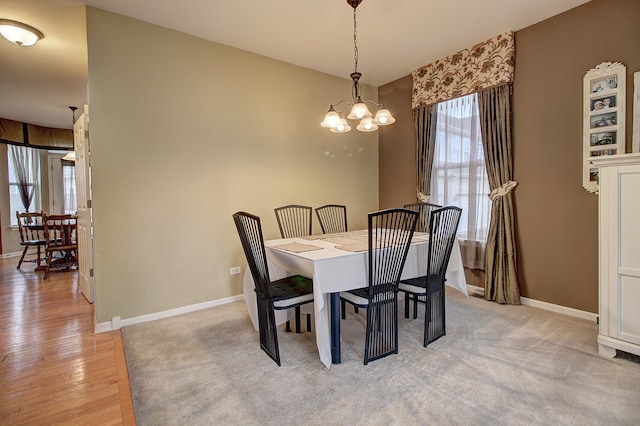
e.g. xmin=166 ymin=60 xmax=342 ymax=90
xmin=320 ymin=0 xmax=395 ymax=133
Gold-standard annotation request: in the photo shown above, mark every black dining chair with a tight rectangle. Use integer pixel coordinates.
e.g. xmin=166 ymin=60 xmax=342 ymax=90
xmin=274 ymin=204 xmax=313 ymax=332
xmin=340 ymin=208 xmax=418 ymax=365
xmin=315 ymin=204 xmax=348 ymax=234
xmin=274 ymin=205 xmax=313 ymax=239
xmin=233 ymin=211 xmax=314 ymax=366
xmin=403 ymin=202 xmax=442 ymax=233
xmin=402 ymin=202 xmax=443 ymax=313
xmin=398 ymin=206 xmax=462 ymax=347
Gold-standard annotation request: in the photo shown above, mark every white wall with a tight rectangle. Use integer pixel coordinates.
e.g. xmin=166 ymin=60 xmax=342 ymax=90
xmin=86 ymin=8 xmax=380 ymax=323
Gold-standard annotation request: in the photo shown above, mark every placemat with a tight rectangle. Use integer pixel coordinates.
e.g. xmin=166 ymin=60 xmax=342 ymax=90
xmin=271 ymin=242 xmax=324 ymax=253
xmin=335 ymin=243 xmax=369 ymax=252
xmin=323 ymin=236 xmax=362 ymax=245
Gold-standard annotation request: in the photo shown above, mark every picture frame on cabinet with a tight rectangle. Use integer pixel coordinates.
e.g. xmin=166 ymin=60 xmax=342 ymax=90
xmin=583 ymin=61 xmax=626 ymax=193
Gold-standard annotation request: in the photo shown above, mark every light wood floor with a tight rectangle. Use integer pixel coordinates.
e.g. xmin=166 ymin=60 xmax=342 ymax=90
xmin=0 ymin=255 xmax=135 ymax=425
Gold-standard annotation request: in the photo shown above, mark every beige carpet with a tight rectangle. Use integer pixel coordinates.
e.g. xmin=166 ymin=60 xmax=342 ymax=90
xmin=122 ymin=289 xmax=640 ymax=425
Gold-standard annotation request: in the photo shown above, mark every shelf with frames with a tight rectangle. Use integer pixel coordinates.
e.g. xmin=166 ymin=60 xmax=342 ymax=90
xmin=583 ymin=61 xmax=626 ymax=193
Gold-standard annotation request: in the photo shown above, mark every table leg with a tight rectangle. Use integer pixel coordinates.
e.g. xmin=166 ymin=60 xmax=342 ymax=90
xmin=330 ymin=292 xmax=341 ymax=364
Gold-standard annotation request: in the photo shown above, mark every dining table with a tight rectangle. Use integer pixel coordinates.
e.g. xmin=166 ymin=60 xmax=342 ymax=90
xmin=242 ymin=230 xmax=468 ymax=369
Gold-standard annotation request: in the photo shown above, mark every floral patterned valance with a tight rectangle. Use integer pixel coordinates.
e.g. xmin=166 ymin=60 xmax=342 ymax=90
xmin=412 ymin=31 xmax=514 ymax=109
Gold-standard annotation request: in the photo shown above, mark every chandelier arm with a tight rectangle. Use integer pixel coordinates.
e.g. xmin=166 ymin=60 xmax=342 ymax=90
xmin=360 ymin=99 xmax=385 ymax=107
xmin=330 ymin=99 xmax=353 ymax=108
xmin=325 ymin=99 xmax=354 ymax=117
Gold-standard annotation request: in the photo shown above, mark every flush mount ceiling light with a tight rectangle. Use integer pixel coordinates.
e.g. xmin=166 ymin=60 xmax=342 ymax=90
xmin=0 ymin=19 xmax=44 ymax=46
xmin=321 ymin=0 xmax=395 ymax=133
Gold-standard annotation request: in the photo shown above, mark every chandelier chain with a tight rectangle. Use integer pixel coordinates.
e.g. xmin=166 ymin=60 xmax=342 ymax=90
xmin=353 ymin=6 xmax=358 ymax=74
xmin=320 ymin=0 xmax=395 ymax=132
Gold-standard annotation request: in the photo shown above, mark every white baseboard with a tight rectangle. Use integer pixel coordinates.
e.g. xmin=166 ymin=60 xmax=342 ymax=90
xmin=94 ymin=286 xmax=597 ymax=333
xmin=94 ymin=294 xmax=245 ymax=333
xmin=463 ymin=284 xmax=597 ymax=323
xmin=520 ymin=296 xmax=597 ymax=322
xmin=1 ymin=251 xmax=24 ymax=259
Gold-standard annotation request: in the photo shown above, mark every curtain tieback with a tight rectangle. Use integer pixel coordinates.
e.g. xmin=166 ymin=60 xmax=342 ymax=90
xmin=488 ymin=180 xmax=518 ymax=201
xmin=417 ymin=191 xmax=430 ymax=202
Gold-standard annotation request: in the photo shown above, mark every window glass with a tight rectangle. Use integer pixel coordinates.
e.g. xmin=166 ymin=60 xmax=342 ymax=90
xmin=8 ymin=149 xmax=40 ymax=226
xmin=63 ymin=164 xmax=77 ymax=214
xmin=430 ymin=93 xmax=491 ymax=269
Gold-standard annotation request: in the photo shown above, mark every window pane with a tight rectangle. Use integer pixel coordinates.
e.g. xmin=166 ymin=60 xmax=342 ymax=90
xmin=63 ymin=165 xmax=77 ymax=214
xmin=430 ymin=93 xmax=491 ymax=242
xmin=7 ymin=146 xmax=40 ymax=226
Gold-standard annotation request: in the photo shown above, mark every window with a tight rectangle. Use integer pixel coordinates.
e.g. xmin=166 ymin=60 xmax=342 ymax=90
xmin=8 ymin=146 xmax=41 ymax=226
xmin=429 ymin=93 xmax=491 ymax=269
xmin=63 ymin=162 xmax=77 ymax=214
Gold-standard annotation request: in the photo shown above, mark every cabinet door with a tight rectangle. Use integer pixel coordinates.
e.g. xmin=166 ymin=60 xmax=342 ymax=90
xmin=617 ymin=167 xmax=640 ymax=345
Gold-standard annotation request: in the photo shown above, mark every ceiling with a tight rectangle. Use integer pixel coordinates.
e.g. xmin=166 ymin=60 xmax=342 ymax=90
xmin=0 ymin=0 xmax=591 ymax=130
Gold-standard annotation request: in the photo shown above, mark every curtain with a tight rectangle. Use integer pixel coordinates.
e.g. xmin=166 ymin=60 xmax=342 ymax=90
xmin=477 ymin=85 xmax=521 ymax=304
xmin=8 ymin=144 xmax=40 ymax=212
xmin=429 ymin=94 xmax=491 ymax=269
xmin=414 ymin=105 xmax=438 ymax=202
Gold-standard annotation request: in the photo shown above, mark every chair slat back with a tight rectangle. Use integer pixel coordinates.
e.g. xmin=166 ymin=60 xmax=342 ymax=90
xmin=315 ymin=204 xmax=347 ymax=234
xmin=274 ymin=205 xmax=312 ymax=238
xmin=233 ymin=212 xmax=272 ymax=299
xmin=427 ymin=206 xmax=462 ymax=279
xmin=368 ymin=208 xmax=419 ymax=293
xmin=44 ymin=214 xmax=78 ymax=250
xmin=404 ymin=202 xmax=442 ymax=233
xmin=363 ymin=208 xmax=418 ymax=363
xmin=16 ymin=211 xmax=45 ymax=242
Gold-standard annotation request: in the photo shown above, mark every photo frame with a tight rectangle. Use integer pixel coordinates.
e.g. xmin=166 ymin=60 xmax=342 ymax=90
xmin=590 ymin=95 xmax=616 ymax=112
xmin=583 ymin=62 xmax=626 ymax=193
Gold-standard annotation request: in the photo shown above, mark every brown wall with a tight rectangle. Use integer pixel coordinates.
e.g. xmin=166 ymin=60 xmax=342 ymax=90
xmin=378 ymin=75 xmax=415 ymax=209
xmin=379 ymin=0 xmax=640 ymax=313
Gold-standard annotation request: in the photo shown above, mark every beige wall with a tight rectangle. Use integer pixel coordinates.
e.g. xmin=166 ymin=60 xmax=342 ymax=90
xmin=86 ymin=8 xmax=380 ymax=323
xmin=379 ymin=0 xmax=640 ymax=313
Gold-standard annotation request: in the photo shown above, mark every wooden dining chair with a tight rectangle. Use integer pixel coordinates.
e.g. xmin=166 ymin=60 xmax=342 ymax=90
xmin=274 ymin=205 xmax=313 ymax=238
xmin=43 ymin=213 xmax=79 ymax=279
xmin=403 ymin=202 xmax=442 ymax=233
xmin=315 ymin=204 xmax=348 ymax=234
xmin=398 ymin=206 xmax=462 ymax=347
xmin=339 ymin=208 xmax=418 ymax=365
xmin=15 ymin=211 xmax=47 ymax=270
xmin=233 ymin=211 xmax=314 ymax=366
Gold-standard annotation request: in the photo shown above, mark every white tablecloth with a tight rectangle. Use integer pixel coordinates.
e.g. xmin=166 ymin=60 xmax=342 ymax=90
xmin=242 ymin=232 xmax=468 ymax=368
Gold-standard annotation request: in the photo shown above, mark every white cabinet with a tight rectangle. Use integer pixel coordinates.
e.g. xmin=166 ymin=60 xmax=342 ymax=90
xmin=591 ymin=153 xmax=640 ymax=357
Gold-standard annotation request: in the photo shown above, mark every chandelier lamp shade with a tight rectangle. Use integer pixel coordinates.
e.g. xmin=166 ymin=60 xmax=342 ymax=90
xmin=320 ymin=0 xmax=395 ymax=133
xmin=0 ymin=19 xmax=43 ymax=46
